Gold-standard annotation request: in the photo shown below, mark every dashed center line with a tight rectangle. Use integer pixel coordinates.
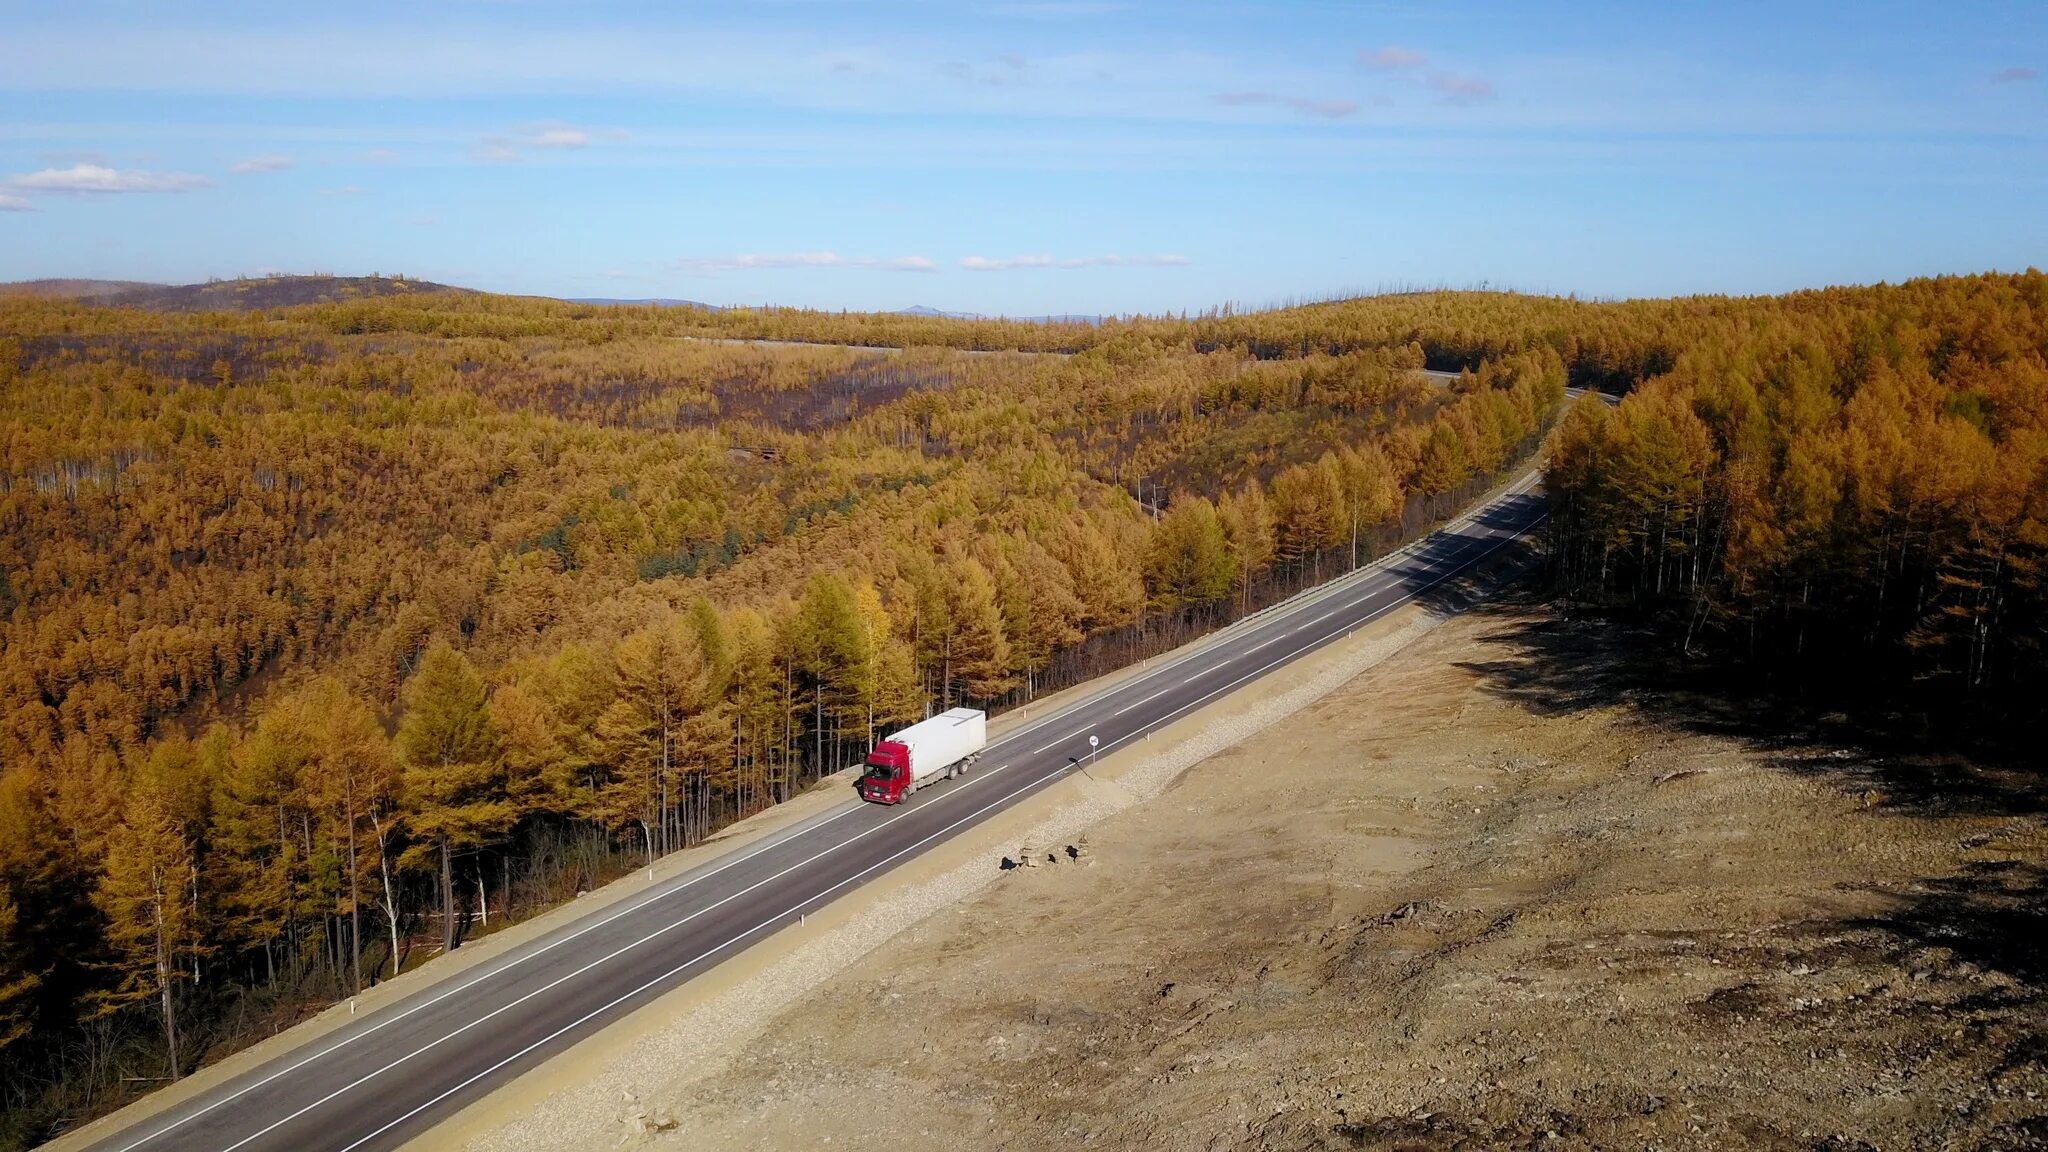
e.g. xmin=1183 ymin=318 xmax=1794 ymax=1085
xmin=1112 ymin=685 xmax=1174 ymax=717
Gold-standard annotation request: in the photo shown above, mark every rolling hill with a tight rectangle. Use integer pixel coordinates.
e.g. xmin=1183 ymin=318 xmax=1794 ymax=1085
xmin=1 ymin=274 xmax=474 ymax=312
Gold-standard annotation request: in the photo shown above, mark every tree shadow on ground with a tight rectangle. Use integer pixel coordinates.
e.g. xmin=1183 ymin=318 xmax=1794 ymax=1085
xmin=1438 ymin=557 xmax=2048 ymax=821
xmin=1416 ymin=541 xmax=2048 ymax=999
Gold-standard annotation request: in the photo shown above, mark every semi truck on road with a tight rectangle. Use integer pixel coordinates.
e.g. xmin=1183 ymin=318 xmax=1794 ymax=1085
xmin=859 ymin=708 xmax=986 ymax=804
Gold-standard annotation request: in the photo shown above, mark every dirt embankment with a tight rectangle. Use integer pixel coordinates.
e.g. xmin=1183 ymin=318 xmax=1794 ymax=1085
xmin=474 ymin=597 xmax=2048 ymax=1151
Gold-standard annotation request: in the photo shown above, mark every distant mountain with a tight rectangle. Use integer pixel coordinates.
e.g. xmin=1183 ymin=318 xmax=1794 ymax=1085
xmin=1 ymin=278 xmax=166 ymax=300
xmin=567 ymin=297 xmax=721 ymax=310
xmin=4 ymin=279 xmax=1106 ymax=325
xmin=99 ymin=275 xmax=476 ymax=313
xmin=1 ymin=275 xmax=476 ymax=313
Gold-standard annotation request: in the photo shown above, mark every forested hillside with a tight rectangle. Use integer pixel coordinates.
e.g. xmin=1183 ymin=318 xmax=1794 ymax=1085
xmin=13 ymin=270 xmax=2038 ymax=1143
xmin=0 ymin=290 xmax=1564 ymax=1144
xmin=1544 ymin=271 xmax=2048 ymax=724
xmin=2 ymin=273 xmax=471 ymax=313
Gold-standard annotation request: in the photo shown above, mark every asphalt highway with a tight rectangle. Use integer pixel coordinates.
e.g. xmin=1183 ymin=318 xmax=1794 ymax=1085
xmin=81 ymin=463 xmax=1554 ymax=1152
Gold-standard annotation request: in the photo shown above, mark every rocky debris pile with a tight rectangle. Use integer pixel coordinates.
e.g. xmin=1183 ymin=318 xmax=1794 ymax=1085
xmin=616 ymin=1091 xmax=678 ymax=1141
xmin=1001 ymin=837 xmax=1089 ymax=870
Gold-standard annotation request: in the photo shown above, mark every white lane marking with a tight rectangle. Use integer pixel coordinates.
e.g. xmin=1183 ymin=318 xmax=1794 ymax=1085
xmin=108 ymin=794 xmax=871 ymax=1152
xmin=1111 ymin=685 xmax=1174 ymax=718
xmin=1089 ymin=513 xmax=1546 ymax=767
xmin=1181 ymin=664 xmax=1221 ymax=684
xmin=329 ymin=744 xmax=1128 ymax=1152
xmin=114 ymin=476 xmax=1549 ymax=1152
xmin=1029 ymin=736 xmax=1067 ymax=755
xmin=1271 ymin=529 xmax=1498 ymax=643
xmin=212 ymin=756 xmax=1034 ymax=1152
xmin=999 ymin=468 xmax=1540 ymax=722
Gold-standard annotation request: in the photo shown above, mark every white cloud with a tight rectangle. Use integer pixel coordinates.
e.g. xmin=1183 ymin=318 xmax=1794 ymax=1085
xmin=675 ymin=252 xmax=936 ymax=273
xmin=363 ymin=148 xmax=400 ymax=164
xmin=0 ymin=193 xmax=34 ymax=211
xmin=961 ymin=253 xmax=1189 ymax=270
xmin=1360 ymin=46 xmax=1427 ymax=72
xmin=318 ymin=185 xmax=369 ymax=197
xmin=7 ymin=163 xmax=213 ymax=194
xmin=230 ymin=154 xmax=294 ymax=174
xmin=474 ymin=141 xmax=523 ymax=163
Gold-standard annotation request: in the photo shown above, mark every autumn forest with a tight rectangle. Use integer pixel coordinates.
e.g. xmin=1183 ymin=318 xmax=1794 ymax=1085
xmin=0 ymin=284 xmax=1563 ymax=1144
xmin=3 ymin=270 xmax=2046 ymax=1145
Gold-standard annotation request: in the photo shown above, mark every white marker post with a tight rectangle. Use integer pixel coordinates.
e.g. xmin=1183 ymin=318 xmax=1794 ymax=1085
xmin=1089 ymin=734 xmax=1099 ymax=768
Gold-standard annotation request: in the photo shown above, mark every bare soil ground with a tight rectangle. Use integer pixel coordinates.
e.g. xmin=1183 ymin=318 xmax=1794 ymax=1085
xmin=616 ymin=596 xmax=2048 ymax=1151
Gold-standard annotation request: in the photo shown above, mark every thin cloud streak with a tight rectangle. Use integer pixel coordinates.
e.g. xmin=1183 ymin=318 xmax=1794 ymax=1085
xmin=230 ymin=154 xmax=294 ymax=173
xmin=1214 ymin=91 xmax=1359 ymax=119
xmin=1992 ymin=66 xmax=2037 ymax=84
xmin=521 ymin=126 xmax=592 ymax=149
xmin=476 ymin=122 xmax=617 ymax=163
xmin=1359 ymin=46 xmax=1427 ymax=71
xmin=676 ymin=252 xmax=937 ymax=273
xmin=1361 ymin=45 xmax=1496 ymax=108
xmin=1428 ymin=72 xmax=1497 ymax=104
xmin=982 ymin=1 xmax=1132 ymax=16
xmin=961 ymin=253 xmax=1190 ymax=270
xmin=0 ymin=193 xmax=34 ymax=211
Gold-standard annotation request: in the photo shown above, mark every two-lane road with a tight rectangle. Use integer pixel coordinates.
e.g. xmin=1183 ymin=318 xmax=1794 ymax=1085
xmin=82 ymin=467 xmax=1554 ymax=1152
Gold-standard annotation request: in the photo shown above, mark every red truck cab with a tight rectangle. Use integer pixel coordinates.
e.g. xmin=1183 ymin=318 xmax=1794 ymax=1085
xmin=859 ymin=740 xmax=914 ymax=804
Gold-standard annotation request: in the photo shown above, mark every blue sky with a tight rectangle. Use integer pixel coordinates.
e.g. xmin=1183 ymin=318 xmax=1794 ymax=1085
xmin=2 ymin=0 xmax=2043 ymax=315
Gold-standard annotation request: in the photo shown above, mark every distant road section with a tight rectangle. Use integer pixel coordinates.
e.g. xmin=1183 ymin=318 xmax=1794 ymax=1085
xmin=78 ymin=412 xmax=1581 ymax=1152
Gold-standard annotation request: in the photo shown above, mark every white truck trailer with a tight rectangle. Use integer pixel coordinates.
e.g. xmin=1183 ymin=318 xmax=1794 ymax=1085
xmin=858 ymin=708 xmax=987 ymax=804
